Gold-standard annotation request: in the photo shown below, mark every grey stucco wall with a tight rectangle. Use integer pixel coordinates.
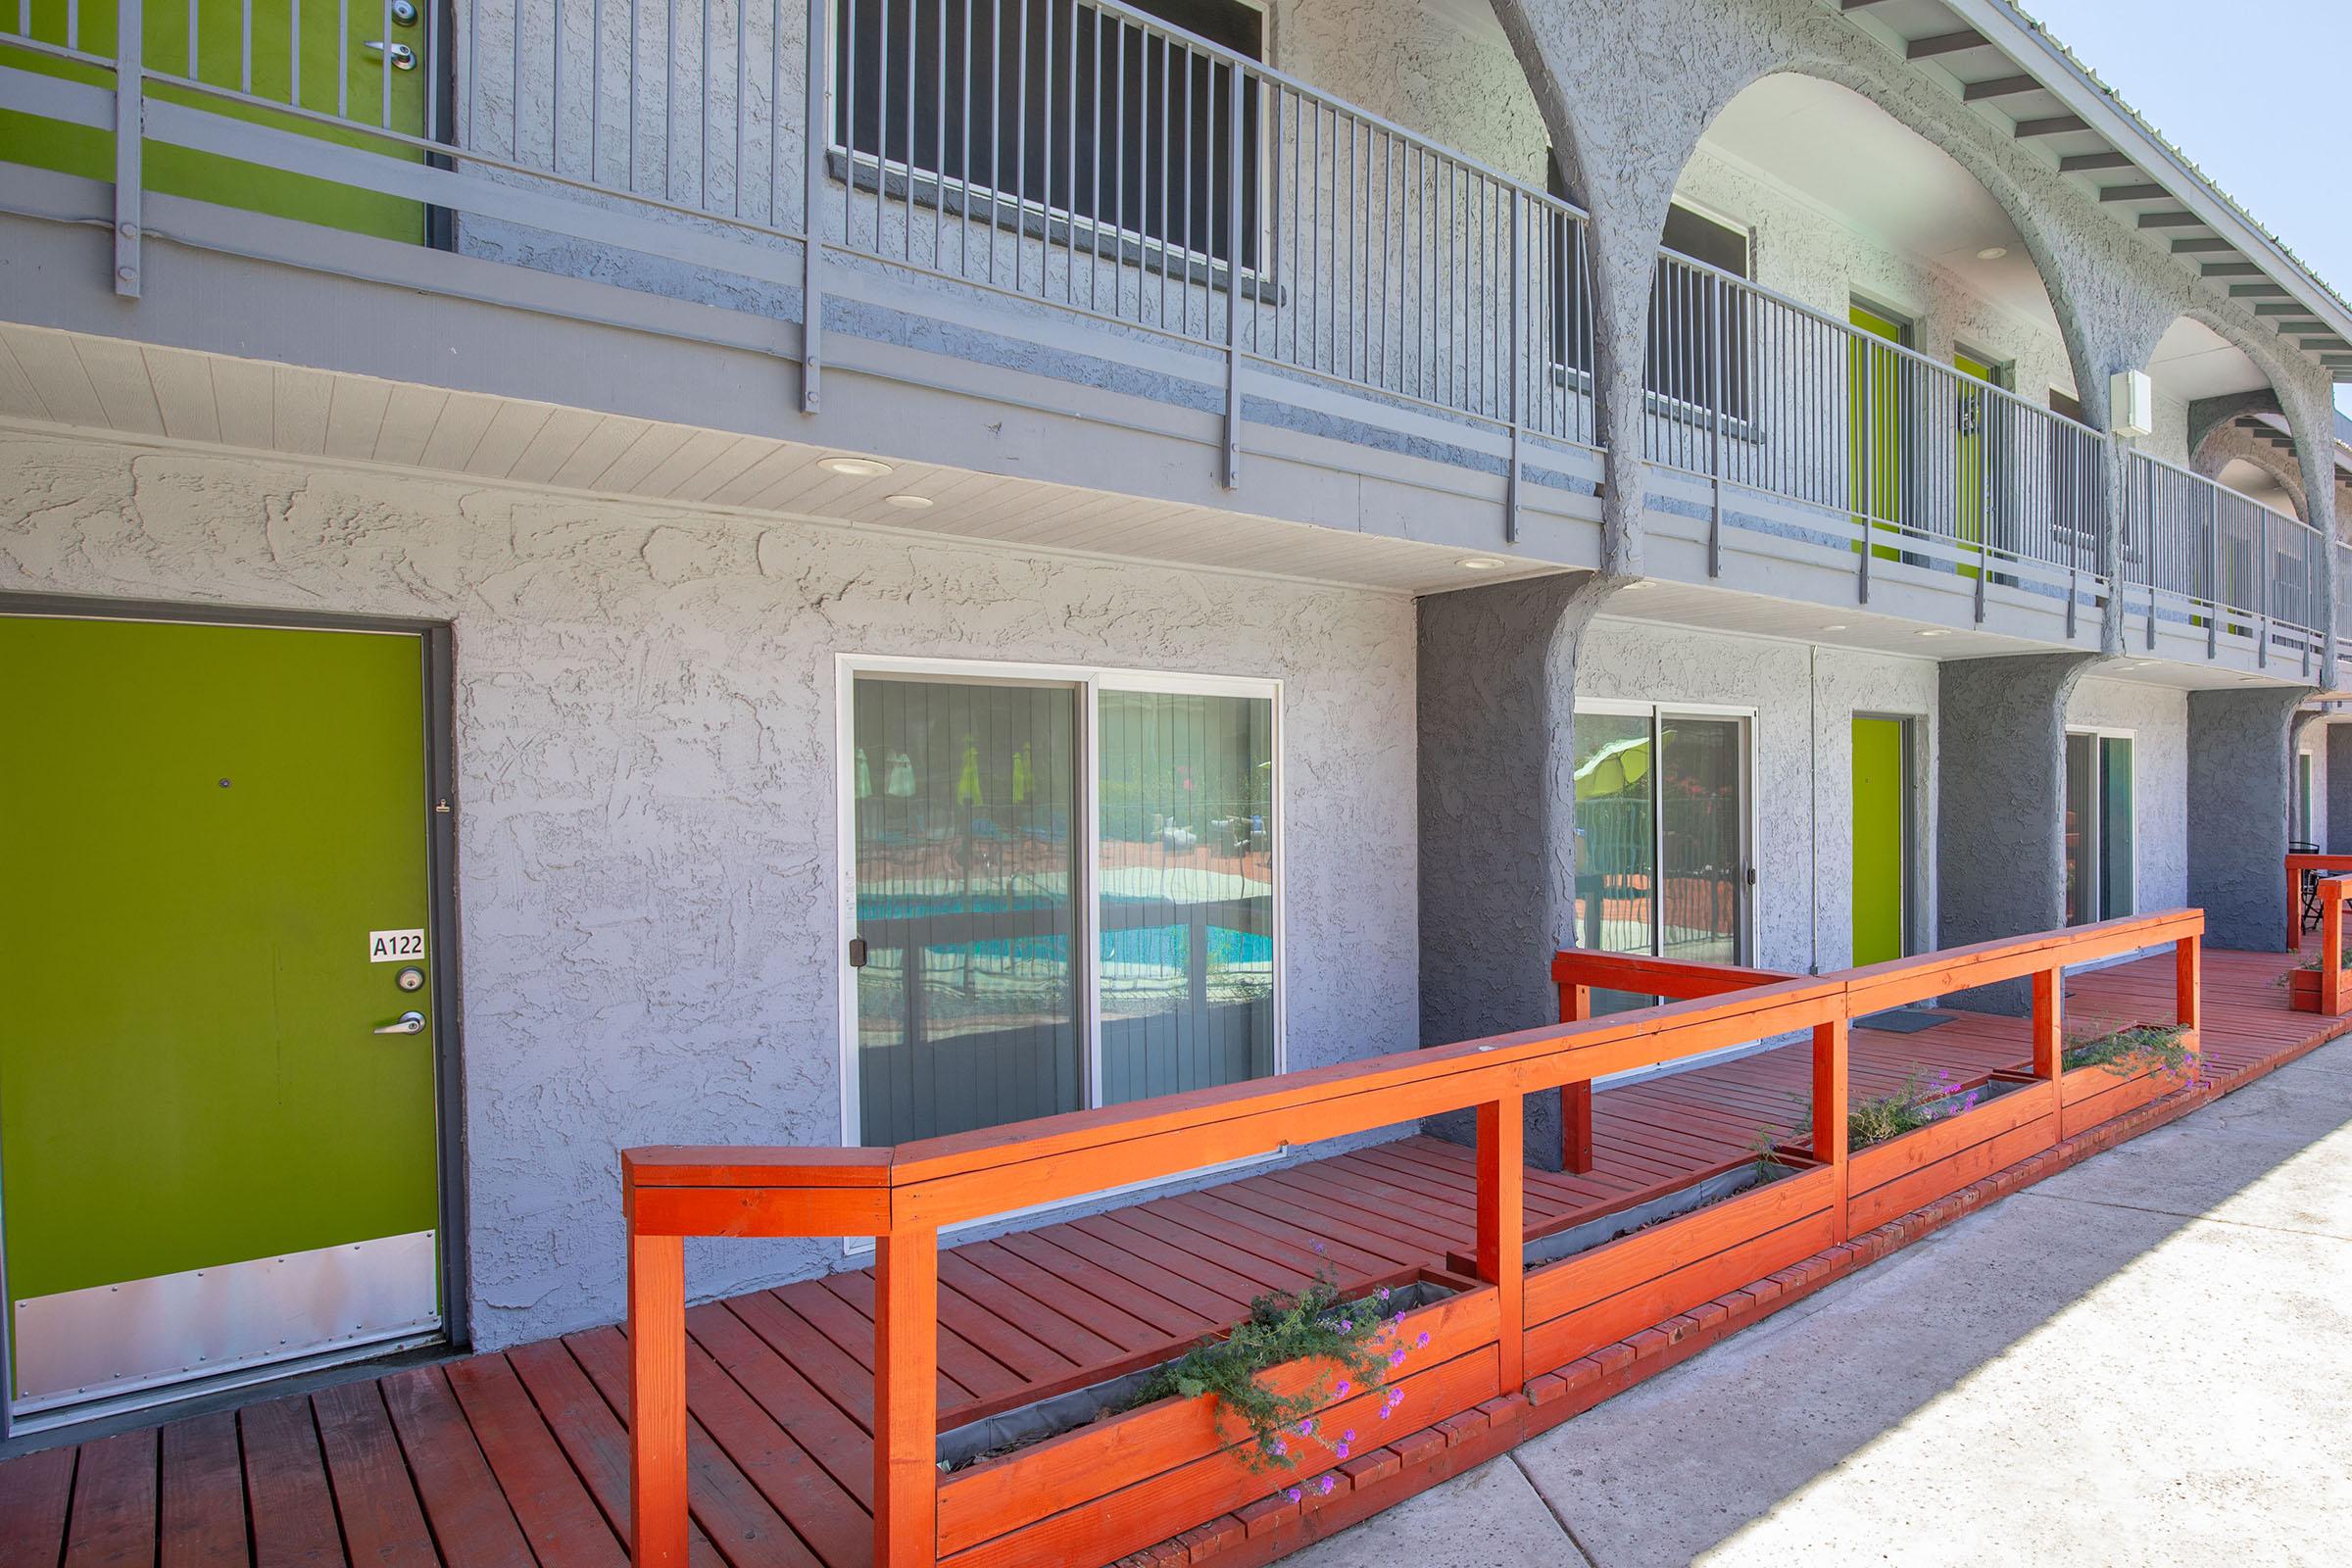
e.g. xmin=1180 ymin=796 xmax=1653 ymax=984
xmin=0 ymin=426 xmax=1421 ymax=1349
xmin=1572 ymin=617 xmax=1940 ymax=975
xmin=1936 ymin=653 xmax=2104 ymax=1011
xmin=1415 ymin=571 xmax=1601 ymax=1168
xmin=2188 ymin=687 xmax=2315 ymax=951
xmin=2064 ymin=676 xmax=2190 ymax=914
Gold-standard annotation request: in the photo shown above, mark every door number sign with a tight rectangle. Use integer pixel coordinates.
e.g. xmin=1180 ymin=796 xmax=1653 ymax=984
xmin=368 ymin=928 xmax=426 ymax=962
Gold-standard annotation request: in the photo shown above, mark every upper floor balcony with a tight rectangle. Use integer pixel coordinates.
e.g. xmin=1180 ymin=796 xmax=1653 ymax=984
xmin=1 ymin=0 xmax=2344 ymax=677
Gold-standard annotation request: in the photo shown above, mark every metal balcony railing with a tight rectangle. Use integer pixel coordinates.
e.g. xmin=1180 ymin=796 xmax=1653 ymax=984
xmin=0 ymin=0 xmax=2324 ymax=657
xmin=1646 ymin=251 xmax=2326 ymax=656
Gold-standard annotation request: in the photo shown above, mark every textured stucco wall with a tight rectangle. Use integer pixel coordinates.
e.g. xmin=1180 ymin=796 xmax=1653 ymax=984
xmin=2188 ymin=687 xmax=2314 ymax=951
xmin=1415 ymin=571 xmax=1600 ymax=1168
xmin=2064 ymin=676 xmax=2190 ymax=914
xmin=1936 ymin=653 xmax=2103 ymax=1011
xmin=1572 ymin=618 xmax=1940 ymax=975
xmin=0 ymin=427 xmax=1421 ymax=1349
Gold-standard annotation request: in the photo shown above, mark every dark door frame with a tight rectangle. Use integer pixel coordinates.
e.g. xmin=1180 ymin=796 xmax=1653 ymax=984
xmin=0 ymin=592 xmax=469 ymax=1442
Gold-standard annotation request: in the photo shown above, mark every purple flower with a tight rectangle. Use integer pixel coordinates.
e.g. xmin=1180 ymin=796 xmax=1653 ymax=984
xmin=1343 ymin=1429 xmax=1356 ymax=1444
xmin=1335 ymin=1381 xmax=1351 ymax=1398
xmin=1378 ymin=1287 xmax=1392 ymax=1302
xmin=1272 ymin=1436 xmax=1288 ymax=1456
xmin=1286 ymin=1486 xmax=1302 ymax=1503
xmin=1297 ymin=1418 xmax=1316 ymax=1437
xmin=1335 ymin=1443 xmax=1351 ymax=1459
xmin=1317 ymin=1475 xmax=1336 ymax=1495
xmin=1389 ymin=1348 xmax=1406 ymax=1368
xmin=1392 ymin=1311 xmax=1406 ymax=1326
xmin=1414 ymin=1332 xmax=1431 ymax=1348
xmin=1338 ymin=1318 xmax=1352 ymax=1332
xmin=1312 ymin=1241 xmax=1326 ymax=1254
xmin=1388 ymin=1389 xmax=1405 ymax=1409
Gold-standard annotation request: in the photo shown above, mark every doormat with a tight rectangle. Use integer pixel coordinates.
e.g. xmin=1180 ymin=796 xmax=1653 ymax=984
xmin=1855 ymin=1007 xmax=1955 ymax=1034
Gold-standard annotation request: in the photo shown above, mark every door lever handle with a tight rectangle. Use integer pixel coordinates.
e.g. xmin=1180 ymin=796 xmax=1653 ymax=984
xmin=372 ymin=1010 xmax=427 ymax=1035
xmin=363 ymin=40 xmax=417 ymax=69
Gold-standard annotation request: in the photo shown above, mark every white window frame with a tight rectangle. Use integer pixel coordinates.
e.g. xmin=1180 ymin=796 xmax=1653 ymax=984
xmin=1572 ymin=699 xmax=1759 ymax=967
xmin=832 ymin=653 xmax=1287 ymax=1159
xmin=2067 ymin=725 xmax=2139 ymax=923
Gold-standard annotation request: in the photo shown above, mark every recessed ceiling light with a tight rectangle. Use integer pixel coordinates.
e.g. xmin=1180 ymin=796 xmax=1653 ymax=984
xmin=1915 ymin=629 xmax=1951 ymax=638
xmin=1455 ymin=556 xmax=1507 ymax=571
xmin=1976 ymin=246 xmax=2009 ymax=261
xmin=884 ymin=493 xmax=935 ymax=510
xmin=819 ymin=456 xmax=894 ymax=478
xmin=1821 ymin=623 xmax=1849 ymax=631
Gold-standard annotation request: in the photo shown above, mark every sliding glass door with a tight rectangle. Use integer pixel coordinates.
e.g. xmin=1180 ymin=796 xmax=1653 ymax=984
xmin=1573 ymin=706 xmax=1751 ymax=1009
xmin=2065 ymin=731 xmax=2135 ymax=926
xmin=851 ymin=677 xmax=1083 ymax=1144
xmin=850 ymin=667 xmax=1279 ymax=1144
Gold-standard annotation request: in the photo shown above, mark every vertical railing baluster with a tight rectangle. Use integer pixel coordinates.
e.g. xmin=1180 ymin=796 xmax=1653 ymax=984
xmin=1706 ymin=267 xmax=1723 ymax=576
xmin=874 ymin=1224 xmax=941 ymax=1568
xmin=802 ymin=0 xmax=827 ymax=413
xmin=1506 ymin=189 xmax=1522 ymax=543
xmin=113 ymin=0 xmax=141 ymax=297
xmin=1222 ymin=54 xmax=1242 ymax=488
xmin=1813 ymin=1016 xmax=1849 ymax=1243
xmin=1476 ymin=1095 xmax=1525 ymax=1393
xmin=626 ymin=1223 xmax=690 ymax=1568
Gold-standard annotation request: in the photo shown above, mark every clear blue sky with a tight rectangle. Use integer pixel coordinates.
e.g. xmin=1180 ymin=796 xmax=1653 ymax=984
xmin=2023 ymin=0 xmax=2352 ymax=417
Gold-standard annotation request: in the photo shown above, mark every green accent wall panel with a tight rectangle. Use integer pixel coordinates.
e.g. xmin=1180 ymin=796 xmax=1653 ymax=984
xmin=0 ymin=617 xmax=440 ymax=1304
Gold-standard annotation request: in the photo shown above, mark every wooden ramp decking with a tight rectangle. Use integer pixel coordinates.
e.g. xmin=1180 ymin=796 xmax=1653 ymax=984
xmin=0 ymin=946 xmax=2336 ymax=1568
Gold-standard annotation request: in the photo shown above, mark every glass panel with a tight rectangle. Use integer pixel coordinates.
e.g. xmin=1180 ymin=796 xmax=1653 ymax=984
xmin=1572 ymin=712 xmax=1657 ymax=1012
xmin=852 ymin=677 xmax=1081 ymax=1143
xmin=1097 ymin=690 xmax=1276 ymax=1104
xmin=2065 ymin=733 xmax=2094 ymax=926
xmin=2100 ymin=737 xmax=2135 ymax=919
xmin=1659 ymin=717 xmax=1745 ymax=964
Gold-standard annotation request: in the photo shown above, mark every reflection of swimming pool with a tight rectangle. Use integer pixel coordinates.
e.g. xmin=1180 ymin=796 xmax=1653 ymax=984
xmin=856 ymin=894 xmax=1273 ymax=968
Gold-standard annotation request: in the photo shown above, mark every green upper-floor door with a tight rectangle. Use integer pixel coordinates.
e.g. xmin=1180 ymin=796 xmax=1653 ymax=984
xmin=2 ymin=0 xmax=427 ymax=242
xmin=1850 ymin=303 xmax=1906 ymax=557
xmin=0 ymin=615 xmax=443 ymax=1411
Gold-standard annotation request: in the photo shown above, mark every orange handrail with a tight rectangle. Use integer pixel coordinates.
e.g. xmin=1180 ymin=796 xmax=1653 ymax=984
xmin=622 ymin=908 xmax=2204 ymax=1568
xmin=1549 ymin=951 xmax=1794 ymax=1170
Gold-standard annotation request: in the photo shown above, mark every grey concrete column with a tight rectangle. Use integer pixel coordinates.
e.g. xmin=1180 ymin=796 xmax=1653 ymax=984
xmin=1936 ymin=653 xmax=2108 ymax=1013
xmin=2189 ymin=687 xmax=2315 ymax=950
xmin=2328 ymin=721 xmax=2352 ymax=856
xmin=1417 ymin=570 xmax=1604 ymax=1170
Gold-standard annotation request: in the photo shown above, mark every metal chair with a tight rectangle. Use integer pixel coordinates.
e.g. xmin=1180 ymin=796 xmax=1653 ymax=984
xmin=2292 ymin=841 xmax=2325 ymax=931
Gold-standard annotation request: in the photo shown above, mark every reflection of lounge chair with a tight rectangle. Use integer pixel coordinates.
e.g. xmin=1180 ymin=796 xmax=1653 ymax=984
xmin=2293 ymin=840 xmax=2324 ymax=931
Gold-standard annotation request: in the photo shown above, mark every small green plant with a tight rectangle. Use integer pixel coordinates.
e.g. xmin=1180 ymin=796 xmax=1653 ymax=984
xmin=2280 ymin=943 xmax=2352 ymax=978
xmin=2063 ymin=1022 xmax=2194 ymax=1079
xmin=1126 ymin=1264 xmax=1417 ymax=1475
xmin=1789 ymin=1067 xmax=1981 ymax=1154
xmin=1749 ymin=1125 xmax=1791 ymax=1181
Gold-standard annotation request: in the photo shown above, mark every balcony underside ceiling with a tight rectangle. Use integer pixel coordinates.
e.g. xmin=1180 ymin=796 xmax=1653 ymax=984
xmin=0 ymin=319 xmax=1562 ymax=600
xmin=1836 ymin=0 xmax=2352 ymax=380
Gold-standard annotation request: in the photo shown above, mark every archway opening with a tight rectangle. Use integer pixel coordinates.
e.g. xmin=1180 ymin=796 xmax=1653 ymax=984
xmin=1645 ymin=74 xmax=2096 ymax=583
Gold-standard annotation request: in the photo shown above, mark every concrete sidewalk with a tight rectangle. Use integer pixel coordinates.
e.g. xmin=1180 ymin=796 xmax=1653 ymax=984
xmin=1282 ymin=1040 xmax=2352 ymax=1567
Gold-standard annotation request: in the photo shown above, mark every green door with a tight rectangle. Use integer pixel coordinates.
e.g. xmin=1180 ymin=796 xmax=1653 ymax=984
xmin=1850 ymin=304 xmax=1906 ymax=559
xmin=2 ymin=0 xmax=429 ymax=243
xmin=1954 ymin=349 xmax=2001 ymax=576
xmin=1851 ymin=716 xmax=1906 ymax=967
xmin=1 ymin=616 xmax=442 ymax=1412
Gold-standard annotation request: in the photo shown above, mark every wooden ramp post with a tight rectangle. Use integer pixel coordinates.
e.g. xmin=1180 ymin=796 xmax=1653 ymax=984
xmin=1812 ymin=1017 xmax=1849 ymax=1243
xmin=627 ymin=1229 xmax=690 ymax=1568
xmin=875 ymin=1225 xmax=941 ymax=1568
xmin=1476 ymin=1094 xmax=1527 ymax=1390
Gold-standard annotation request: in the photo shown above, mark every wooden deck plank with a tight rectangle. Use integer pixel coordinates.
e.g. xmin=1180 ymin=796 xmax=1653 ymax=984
xmin=0 ymin=1444 xmax=76 ymax=1568
xmin=444 ymin=1352 xmax=630 ymax=1568
xmin=380 ymin=1365 xmax=538 ymax=1568
xmin=158 ymin=1412 xmax=247 ymax=1568
xmin=313 ymin=1380 xmax=439 ymax=1568
xmin=240 ymin=1395 xmax=353 ymax=1568
xmin=62 ymin=1429 xmax=158 ymax=1568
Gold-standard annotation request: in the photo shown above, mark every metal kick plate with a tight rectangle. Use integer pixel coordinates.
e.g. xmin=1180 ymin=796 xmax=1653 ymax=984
xmin=11 ymin=1230 xmax=438 ymax=1410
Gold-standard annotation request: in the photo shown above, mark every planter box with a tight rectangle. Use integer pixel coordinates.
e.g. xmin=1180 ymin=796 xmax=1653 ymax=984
xmin=2058 ymin=1027 xmax=2196 ymax=1139
xmin=1518 ymin=1156 xmax=1840 ymax=1376
xmin=934 ymin=1266 xmax=1495 ymax=1568
xmin=2284 ymin=968 xmax=2350 ymax=1016
xmin=1846 ymin=1074 xmax=2057 ymax=1233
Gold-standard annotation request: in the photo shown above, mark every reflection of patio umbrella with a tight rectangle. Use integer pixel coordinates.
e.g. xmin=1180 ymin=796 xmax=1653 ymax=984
xmin=856 ymin=747 xmax=872 ymax=799
xmin=1575 ymin=732 xmax=1656 ymax=800
xmin=956 ymin=737 xmax=984 ymax=807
